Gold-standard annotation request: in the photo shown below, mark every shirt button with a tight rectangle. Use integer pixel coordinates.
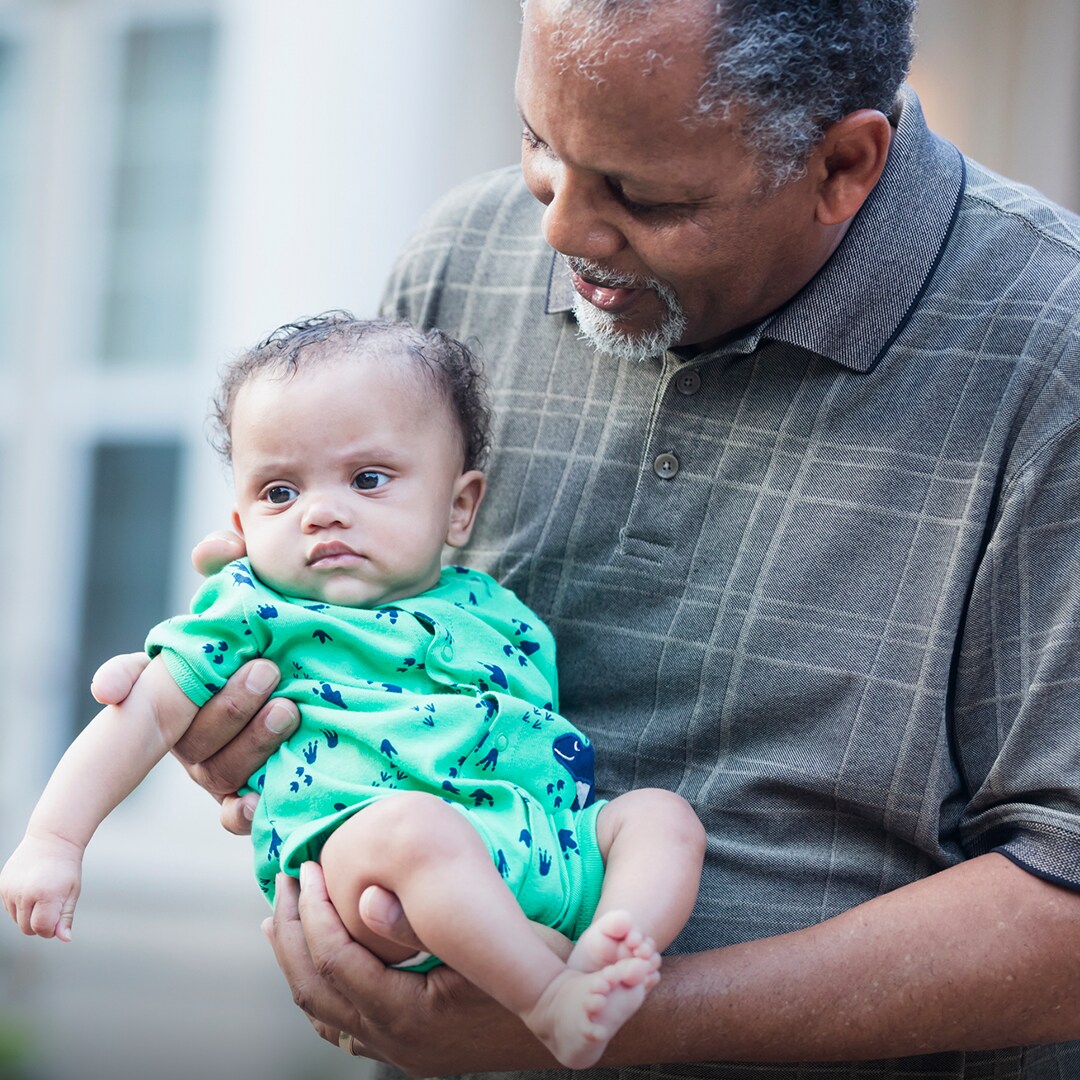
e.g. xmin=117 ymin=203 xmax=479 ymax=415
xmin=653 ymin=452 xmax=680 ymax=479
xmin=496 ymin=734 xmax=510 ymax=751
xmin=675 ymin=369 xmax=701 ymax=395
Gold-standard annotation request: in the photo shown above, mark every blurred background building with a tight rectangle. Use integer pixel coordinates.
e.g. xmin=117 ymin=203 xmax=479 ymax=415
xmin=0 ymin=2 xmax=1076 ymax=1078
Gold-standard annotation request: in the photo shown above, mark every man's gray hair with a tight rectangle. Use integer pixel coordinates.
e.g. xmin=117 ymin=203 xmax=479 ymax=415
xmin=530 ymin=0 xmax=917 ymax=187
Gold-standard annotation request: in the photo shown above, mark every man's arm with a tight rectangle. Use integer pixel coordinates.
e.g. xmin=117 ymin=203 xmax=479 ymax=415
xmin=267 ymin=853 xmax=1080 ymax=1074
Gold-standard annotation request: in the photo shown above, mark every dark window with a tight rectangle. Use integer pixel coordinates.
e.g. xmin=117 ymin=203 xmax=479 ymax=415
xmin=72 ymin=441 xmax=182 ymax=735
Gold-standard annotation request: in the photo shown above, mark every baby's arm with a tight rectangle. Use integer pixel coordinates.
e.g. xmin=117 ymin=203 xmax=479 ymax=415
xmin=0 ymin=656 xmax=199 ymax=940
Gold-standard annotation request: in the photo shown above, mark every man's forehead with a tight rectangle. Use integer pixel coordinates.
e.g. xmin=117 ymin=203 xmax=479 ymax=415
xmin=520 ymin=0 xmax=712 ymax=74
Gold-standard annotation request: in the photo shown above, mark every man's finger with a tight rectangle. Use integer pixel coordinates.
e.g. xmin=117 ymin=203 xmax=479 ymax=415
xmin=180 ymin=693 xmax=298 ymax=800
xmin=267 ymin=870 xmax=367 ymax=1035
xmin=359 ymin=885 xmax=424 ymax=951
xmin=173 ymin=659 xmax=288 ymax=761
xmin=191 ymin=530 xmax=246 ymax=577
xmin=90 ymin=652 xmax=151 ymax=705
xmin=219 ymin=792 xmax=259 ymax=836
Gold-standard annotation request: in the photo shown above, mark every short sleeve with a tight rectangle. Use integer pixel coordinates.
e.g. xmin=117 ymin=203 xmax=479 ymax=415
xmin=145 ymin=561 xmax=271 ymax=707
xmin=955 ymin=417 xmax=1080 ymax=888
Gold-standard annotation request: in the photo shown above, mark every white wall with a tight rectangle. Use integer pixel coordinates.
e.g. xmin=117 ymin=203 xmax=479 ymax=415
xmin=910 ymin=0 xmax=1080 ymax=211
xmin=0 ymin=4 xmax=521 ymax=1079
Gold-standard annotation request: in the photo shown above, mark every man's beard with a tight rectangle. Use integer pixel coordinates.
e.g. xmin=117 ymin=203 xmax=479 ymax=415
xmin=567 ymin=257 xmax=687 ymax=363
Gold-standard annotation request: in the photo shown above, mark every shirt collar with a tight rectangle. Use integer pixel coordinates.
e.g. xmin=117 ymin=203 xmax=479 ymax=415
xmin=544 ymin=86 xmax=965 ymax=373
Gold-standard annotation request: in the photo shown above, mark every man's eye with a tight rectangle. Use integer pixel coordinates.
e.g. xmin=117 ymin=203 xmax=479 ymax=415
xmin=353 ymin=471 xmax=389 ymax=491
xmin=265 ymin=485 xmax=298 ymax=505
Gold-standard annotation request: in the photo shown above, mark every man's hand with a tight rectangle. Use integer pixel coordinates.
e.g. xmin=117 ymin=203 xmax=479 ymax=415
xmin=265 ymin=864 xmax=563 ymax=1076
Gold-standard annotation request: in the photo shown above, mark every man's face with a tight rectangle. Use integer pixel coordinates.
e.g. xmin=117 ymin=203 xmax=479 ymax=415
xmin=516 ymin=0 xmax=837 ymax=357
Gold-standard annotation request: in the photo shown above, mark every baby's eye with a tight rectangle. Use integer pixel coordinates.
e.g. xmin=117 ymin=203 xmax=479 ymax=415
xmin=265 ymin=485 xmax=298 ymax=505
xmin=353 ymin=471 xmax=389 ymax=491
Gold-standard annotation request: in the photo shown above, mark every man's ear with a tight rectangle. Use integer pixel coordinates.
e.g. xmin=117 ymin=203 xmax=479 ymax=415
xmin=230 ymin=507 xmax=246 ymax=538
xmin=446 ymin=471 xmax=487 ymax=548
xmin=813 ymin=109 xmax=893 ymax=227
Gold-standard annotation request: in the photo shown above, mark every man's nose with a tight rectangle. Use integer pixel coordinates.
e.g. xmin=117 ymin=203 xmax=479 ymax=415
xmin=533 ymin=163 xmax=626 ymax=263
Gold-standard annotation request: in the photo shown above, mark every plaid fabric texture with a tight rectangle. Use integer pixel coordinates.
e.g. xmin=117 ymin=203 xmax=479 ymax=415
xmin=379 ymin=88 xmax=1080 ymax=1079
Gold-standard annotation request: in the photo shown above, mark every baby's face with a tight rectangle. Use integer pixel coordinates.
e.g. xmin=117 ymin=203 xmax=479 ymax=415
xmin=229 ymin=352 xmax=484 ymax=608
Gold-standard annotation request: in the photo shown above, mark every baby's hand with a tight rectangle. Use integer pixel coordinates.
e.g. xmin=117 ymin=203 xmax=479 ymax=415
xmin=0 ymin=835 xmax=84 ymax=942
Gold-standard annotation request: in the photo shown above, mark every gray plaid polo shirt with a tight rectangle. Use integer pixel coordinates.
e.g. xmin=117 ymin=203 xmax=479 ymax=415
xmin=381 ymin=87 xmax=1080 ymax=1079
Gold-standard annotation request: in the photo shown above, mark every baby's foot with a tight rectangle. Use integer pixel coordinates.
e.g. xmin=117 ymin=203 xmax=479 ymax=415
xmin=569 ymin=909 xmax=661 ymax=987
xmin=526 ymin=955 xmax=655 ymax=1070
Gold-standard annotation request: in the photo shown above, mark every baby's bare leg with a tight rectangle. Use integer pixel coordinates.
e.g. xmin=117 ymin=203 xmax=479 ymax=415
xmin=571 ymin=789 xmax=705 ymax=973
xmin=319 ymin=791 xmax=655 ymax=1068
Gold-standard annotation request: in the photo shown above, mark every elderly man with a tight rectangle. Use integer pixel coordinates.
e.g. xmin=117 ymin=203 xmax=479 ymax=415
xmin=100 ymin=1 xmax=1080 ymax=1077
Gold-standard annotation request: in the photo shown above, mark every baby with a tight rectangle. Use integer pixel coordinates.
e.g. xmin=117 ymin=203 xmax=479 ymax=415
xmin=0 ymin=314 xmax=704 ymax=1069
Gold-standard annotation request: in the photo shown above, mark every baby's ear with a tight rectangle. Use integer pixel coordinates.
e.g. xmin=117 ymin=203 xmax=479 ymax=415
xmin=230 ymin=507 xmax=245 ymax=538
xmin=446 ymin=471 xmax=486 ymax=548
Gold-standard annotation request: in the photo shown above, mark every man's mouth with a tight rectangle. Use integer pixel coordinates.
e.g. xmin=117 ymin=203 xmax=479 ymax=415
xmin=567 ymin=259 xmax=651 ymax=314
xmin=308 ymin=541 xmax=362 ymax=567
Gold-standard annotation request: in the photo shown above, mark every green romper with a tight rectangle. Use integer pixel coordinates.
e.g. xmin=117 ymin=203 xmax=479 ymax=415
xmin=146 ymin=560 xmax=606 ymax=959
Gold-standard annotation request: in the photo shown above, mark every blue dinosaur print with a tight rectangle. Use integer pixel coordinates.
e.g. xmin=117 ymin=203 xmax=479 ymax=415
xmin=518 ymin=640 xmax=541 ymax=656
xmin=442 ymin=779 xmax=461 ymax=795
xmin=477 ymin=748 xmax=499 ymax=771
xmin=538 ymin=849 xmax=552 ymax=876
xmin=314 ymin=682 xmax=347 ymax=708
xmin=203 ymin=682 xmax=221 ymax=695
xmin=469 ymin=788 xmax=494 ymax=808
xmin=202 ymin=641 xmax=229 ymax=664
xmin=256 ymin=773 xmax=265 ymax=791
xmin=290 ymin=766 xmax=313 ymax=792
xmin=511 ymin=617 xmax=532 ymax=635
xmin=267 ymin=827 xmax=283 ymax=862
xmin=303 ymin=741 xmax=318 ymax=764
xmin=502 ymin=644 xmax=530 ymax=669
xmin=230 ymin=564 xmax=255 ymax=588
xmin=495 ymin=850 xmax=510 ymax=878
xmin=558 ymin=829 xmax=578 ymax=857
xmin=312 ymin=629 xmax=332 ymax=644
xmin=256 ymin=604 xmax=278 ymax=620
xmin=480 ymin=663 xmax=509 ymax=690
xmin=380 ymin=738 xmax=398 ymax=760
xmin=375 ymin=608 xmax=399 ymax=625
xmin=333 ymin=802 xmax=347 ymax=811
xmin=552 ymin=732 xmax=596 ymax=810
xmin=320 ymin=729 xmax=339 ymax=748
xmin=303 ymin=603 xmax=329 ymax=612
xmin=518 ymin=829 xmax=532 ymax=848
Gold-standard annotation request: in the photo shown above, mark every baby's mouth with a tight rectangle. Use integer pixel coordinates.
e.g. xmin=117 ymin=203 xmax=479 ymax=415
xmin=308 ymin=541 xmax=362 ymax=566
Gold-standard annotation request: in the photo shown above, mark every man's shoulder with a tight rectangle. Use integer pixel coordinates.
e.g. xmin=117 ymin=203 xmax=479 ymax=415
xmin=407 ymin=166 xmax=542 ymax=250
xmin=381 ymin=166 xmax=551 ymax=331
xmin=958 ymin=158 xmax=1080 ymax=267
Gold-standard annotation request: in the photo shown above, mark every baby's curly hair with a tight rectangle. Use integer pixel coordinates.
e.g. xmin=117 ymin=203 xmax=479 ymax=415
xmin=211 ymin=312 xmax=492 ymax=472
